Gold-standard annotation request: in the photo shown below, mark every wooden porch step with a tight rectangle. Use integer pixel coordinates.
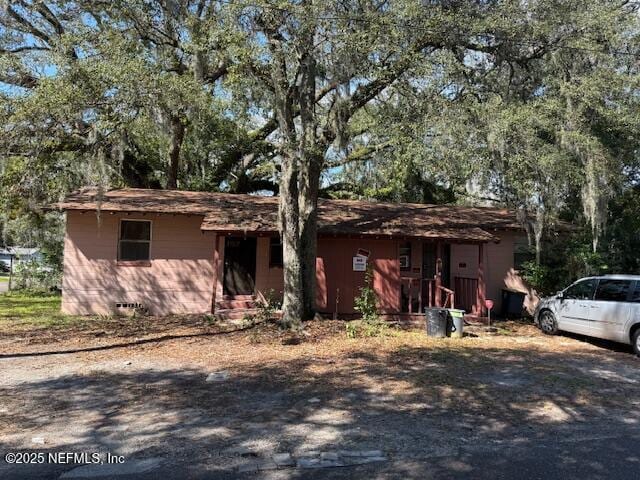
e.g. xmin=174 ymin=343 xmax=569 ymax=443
xmin=217 ymin=300 xmax=257 ymax=309
xmin=222 ymin=294 xmax=255 ymax=300
xmin=215 ymin=308 xmax=260 ymax=321
xmin=217 ymin=295 xmax=257 ymax=310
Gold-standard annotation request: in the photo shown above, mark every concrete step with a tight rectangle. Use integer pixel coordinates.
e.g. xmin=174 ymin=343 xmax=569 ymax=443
xmin=217 ymin=295 xmax=257 ymax=310
xmin=221 ymin=294 xmax=255 ymax=300
xmin=215 ymin=308 xmax=260 ymax=321
xmin=216 ymin=300 xmax=257 ymax=310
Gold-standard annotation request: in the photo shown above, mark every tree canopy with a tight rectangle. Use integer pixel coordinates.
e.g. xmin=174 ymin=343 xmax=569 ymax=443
xmin=1 ymin=0 xmax=639 ymax=310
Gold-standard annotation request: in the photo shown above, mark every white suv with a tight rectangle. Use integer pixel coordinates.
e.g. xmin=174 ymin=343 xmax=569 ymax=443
xmin=535 ymin=275 xmax=640 ymax=356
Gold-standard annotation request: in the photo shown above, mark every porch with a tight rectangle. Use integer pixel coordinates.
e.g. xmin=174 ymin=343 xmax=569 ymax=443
xmin=212 ymin=235 xmax=491 ymax=320
xmin=399 ymin=240 xmax=487 ymax=317
xmin=399 ymin=240 xmax=487 ymax=316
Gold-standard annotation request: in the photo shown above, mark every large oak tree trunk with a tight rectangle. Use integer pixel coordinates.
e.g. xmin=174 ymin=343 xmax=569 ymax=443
xmin=167 ymin=115 xmax=185 ymax=189
xmin=534 ymin=204 xmax=544 ymax=265
xmin=298 ymin=157 xmax=321 ymax=320
xmin=270 ymin=11 xmax=321 ymax=328
xmin=279 ymin=153 xmax=304 ymax=328
xmin=296 ymin=37 xmax=321 ymax=322
xmin=279 ymin=152 xmax=322 ymax=327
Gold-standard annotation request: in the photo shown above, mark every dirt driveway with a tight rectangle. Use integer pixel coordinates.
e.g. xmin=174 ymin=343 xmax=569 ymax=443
xmin=0 ymin=320 xmax=639 ymax=479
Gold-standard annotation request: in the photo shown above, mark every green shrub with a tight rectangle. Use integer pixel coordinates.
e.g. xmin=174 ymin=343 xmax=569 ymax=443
xmin=519 ymin=260 xmax=553 ymax=294
xmin=348 ymin=267 xmax=389 ymax=338
xmin=520 ymin=232 xmax=611 ymax=295
xmin=11 ymin=260 xmax=61 ymax=292
xmin=354 ymin=267 xmax=378 ymax=323
xmin=345 ymin=321 xmax=358 ymax=339
xmin=345 ymin=319 xmax=389 ymax=338
xmin=241 ymin=313 xmax=257 ymax=328
xmin=256 ymin=289 xmax=282 ymax=322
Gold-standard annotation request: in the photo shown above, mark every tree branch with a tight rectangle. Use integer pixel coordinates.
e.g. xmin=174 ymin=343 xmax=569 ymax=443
xmin=205 ymin=60 xmax=228 ymax=83
xmin=0 ymin=45 xmax=50 ymax=54
xmin=34 ymin=2 xmax=65 ymax=36
xmin=6 ymin=5 xmax=51 ymax=45
xmin=326 ymin=141 xmax=392 ymax=168
xmin=0 ymin=72 xmax=39 ymax=88
xmin=342 ymin=36 xmax=440 ymax=125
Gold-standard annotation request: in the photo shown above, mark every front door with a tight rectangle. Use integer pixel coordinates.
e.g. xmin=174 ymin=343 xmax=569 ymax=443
xmin=422 ymin=243 xmax=450 ymax=287
xmin=422 ymin=243 xmax=451 ymax=307
xmin=223 ymin=237 xmax=257 ymax=296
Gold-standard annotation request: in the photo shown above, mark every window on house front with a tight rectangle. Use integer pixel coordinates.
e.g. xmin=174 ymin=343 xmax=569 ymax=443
xmin=118 ymin=220 xmax=151 ymax=261
xmin=270 ymin=236 xmax=283 ymax=268
xmin=399 ymin=242 xmax=411 ymax=271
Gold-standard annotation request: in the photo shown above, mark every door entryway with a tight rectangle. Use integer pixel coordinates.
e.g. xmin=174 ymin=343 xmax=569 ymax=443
xmin=422 ymin=243 xmax=450 ymax=286
xmin=421 ymin=242 xmax=451 ymax=308
xmin=223 ymin=237 xmax=257 ymax=295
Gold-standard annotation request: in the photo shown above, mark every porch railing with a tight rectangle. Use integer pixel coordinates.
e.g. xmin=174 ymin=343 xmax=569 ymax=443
xmin=400 ymin=277 xmax=455 ymax=314
xmin=439 ymin=285 xmax=455 ymax=310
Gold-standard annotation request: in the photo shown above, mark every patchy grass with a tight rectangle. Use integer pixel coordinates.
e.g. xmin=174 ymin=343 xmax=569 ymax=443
xmin=0 ymin=291 xmax=76 ymax=328
xmin=0 ymin=291 xmax=255 ymax=349
xmin=0 ymin=276 xmax=9 ymax=283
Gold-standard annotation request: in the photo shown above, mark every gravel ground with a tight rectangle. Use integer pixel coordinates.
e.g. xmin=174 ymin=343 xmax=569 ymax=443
xmin=0 ymin=320 xmax=639 ymax=479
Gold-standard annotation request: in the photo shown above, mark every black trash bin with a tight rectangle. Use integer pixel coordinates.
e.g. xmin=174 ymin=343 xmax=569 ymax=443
xmin=425 ymin=307 xmax=451 ymax=338
xmin=501 ymin=289 xmax=526 ymax=318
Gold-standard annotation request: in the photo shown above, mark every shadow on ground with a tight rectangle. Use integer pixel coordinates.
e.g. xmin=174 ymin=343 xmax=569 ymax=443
xmin=1 ymin=338 xmax=639 ymax=478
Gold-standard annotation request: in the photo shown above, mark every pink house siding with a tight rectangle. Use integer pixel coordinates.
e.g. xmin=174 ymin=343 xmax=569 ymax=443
xmin=62 ymin=211 xmax=216 ymax=315
xmin=450 ymin=232 xmax=517 ymax=312
xmin=255 ymin=237 xmax=285 ymax=297
xmin=62 ymin=210 xmax=522 ymax=317
xmin=313 ymin=235 xmax=517 ymax=316
xmin=316 ymin=238 xmax=401 ymax=315
xmin=484 ymin=232 xmax=517 ymax=310
xmin=214 ymin=235 xmax=225 ymax=301
xmin=212 ymin=236 xmax=402 ymax=314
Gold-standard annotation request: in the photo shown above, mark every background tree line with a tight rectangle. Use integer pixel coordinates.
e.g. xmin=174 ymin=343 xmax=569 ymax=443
xmin=1 ymin=1 xmax=639 ymax=322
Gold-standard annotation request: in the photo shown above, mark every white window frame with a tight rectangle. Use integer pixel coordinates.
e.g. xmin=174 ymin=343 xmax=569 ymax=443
xmin=399 ymin=242 xmax=412 ymax=271
xmin=118 ymin=219 xmax=153 ymax=262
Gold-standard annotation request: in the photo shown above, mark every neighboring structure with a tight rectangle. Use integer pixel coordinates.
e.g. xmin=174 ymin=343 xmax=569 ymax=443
xmin=55 ymin=188 xmax=526 ymax=319
xmin=0 ymin=247 xmax=42 ymax=272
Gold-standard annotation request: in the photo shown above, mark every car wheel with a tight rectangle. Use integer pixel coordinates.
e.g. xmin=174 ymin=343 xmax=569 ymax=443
xmin=632 ymin=329 xmax=640 ymax=357
xmin=539 ymin=310 xmax=558 ymax=335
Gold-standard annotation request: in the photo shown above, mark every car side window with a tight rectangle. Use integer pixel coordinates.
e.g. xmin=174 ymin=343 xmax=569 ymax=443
xmin=629 ymin=282 xmax=640 ymax=303
xmin=564 ymin=279 xmax=596 ymax=300
xmin=594 ymin=279 xmax=631 ymax=302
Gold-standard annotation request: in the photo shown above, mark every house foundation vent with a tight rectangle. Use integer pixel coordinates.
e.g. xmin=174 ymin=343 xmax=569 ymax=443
xmin=115 ymin=302 xmax=144 ymax=309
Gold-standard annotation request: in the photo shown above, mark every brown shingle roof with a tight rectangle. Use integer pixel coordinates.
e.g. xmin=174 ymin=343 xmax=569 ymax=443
xmin=55 ymin=188 xmax=523 ymax=243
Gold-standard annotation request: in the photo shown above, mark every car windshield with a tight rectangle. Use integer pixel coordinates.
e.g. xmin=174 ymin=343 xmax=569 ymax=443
xmin=563 ymin=279 xmax=597 ymax=300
